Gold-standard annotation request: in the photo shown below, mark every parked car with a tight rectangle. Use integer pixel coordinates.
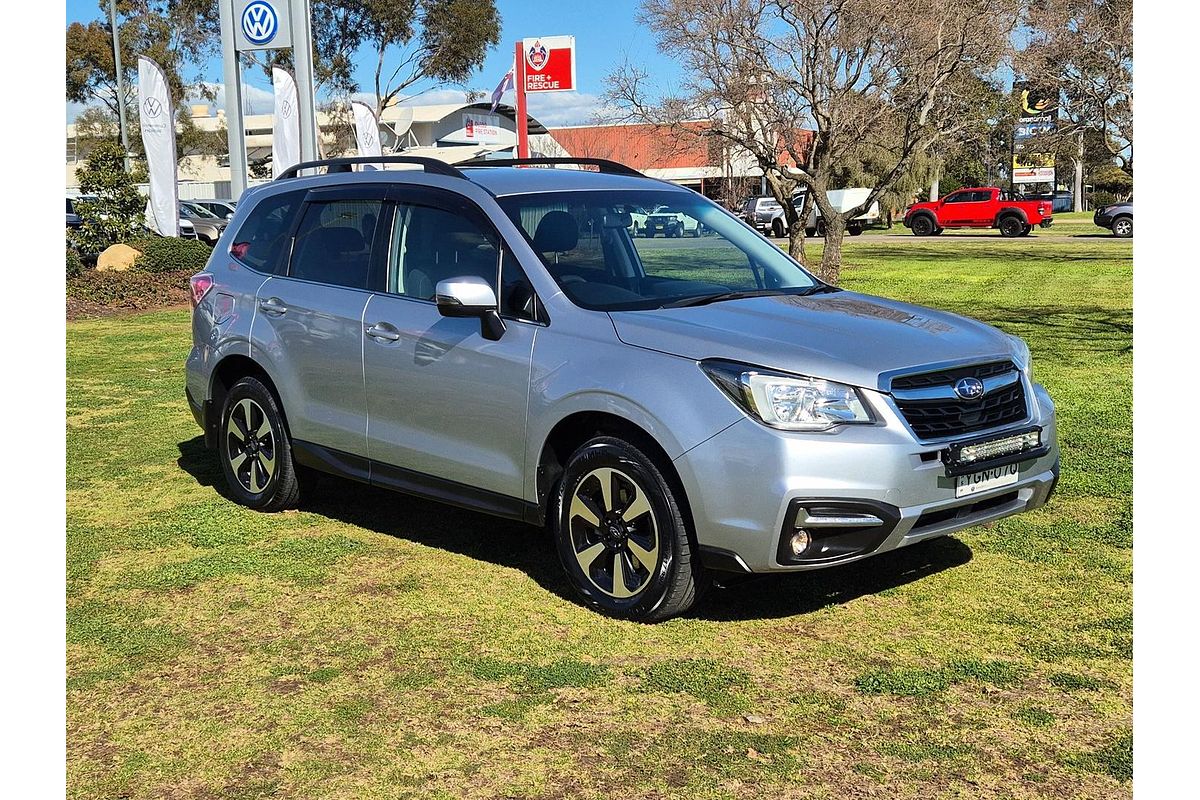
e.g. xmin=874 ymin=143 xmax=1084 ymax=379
xmin=179 ymin=201 xmax=228 ymax=246
xmin=739 ymin=196 xmax=784 ymax=231
xmin=643 ymin=205 xmax=702 ymax=237
xmin=191 ymin=199 xmax=238 ymax=220
xmin=744 ymin=190 xmax=879 ymax=238
xmin=187 ymin=156 xmax=1059 ymax=621
xmin=904 ymin=187 xmax=1052 ymax=237
xmin=1093 ymin=201 xmax=1132 ymax=238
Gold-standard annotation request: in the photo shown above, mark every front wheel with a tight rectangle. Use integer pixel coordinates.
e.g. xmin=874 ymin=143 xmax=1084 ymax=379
xmin=632 ymin=221 xmax=641 ymax=237
xmin=910 ymin=215 xmax=934 ymax=236
xmin=554 ymin=436 xmax=705 ymax=622
xmin=219 ymin=377 xmax=302 ymax=511
xmin=1112 ymin=216 xmax=1132 ymax=238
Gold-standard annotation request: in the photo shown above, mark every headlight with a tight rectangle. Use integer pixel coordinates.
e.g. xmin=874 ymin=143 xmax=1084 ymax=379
xmin=701 ymin=360 xmax=872 ymax=431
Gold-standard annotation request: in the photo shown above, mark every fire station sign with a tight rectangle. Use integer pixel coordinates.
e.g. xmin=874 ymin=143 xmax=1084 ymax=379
xmin=522 ymin=36 xmax=576 ymax=93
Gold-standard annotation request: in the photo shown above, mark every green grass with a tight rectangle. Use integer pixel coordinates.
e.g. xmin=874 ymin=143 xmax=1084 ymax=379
xmin=66 ymin=237 xmax=1132 ymax=798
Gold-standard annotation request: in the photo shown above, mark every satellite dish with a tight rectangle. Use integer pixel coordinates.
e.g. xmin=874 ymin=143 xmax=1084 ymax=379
xmin=389 ymin=106 xmax=414 ymax=139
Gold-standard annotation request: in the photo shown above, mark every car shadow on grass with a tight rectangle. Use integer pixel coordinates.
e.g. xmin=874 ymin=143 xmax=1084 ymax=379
xmin=178 ymin=437 xmax=974 ymax=621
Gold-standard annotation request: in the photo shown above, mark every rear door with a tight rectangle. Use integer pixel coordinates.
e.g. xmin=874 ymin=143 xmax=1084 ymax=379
xmin=252 ymin=185 xmax=388 ymax=458
xmin=362 ymin=186 xmax=538 ymax=503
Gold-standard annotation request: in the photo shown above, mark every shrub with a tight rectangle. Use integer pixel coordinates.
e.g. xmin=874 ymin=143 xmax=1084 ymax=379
xmin=70 ymin=141 xmax=146 ymax=254
xmin=130 ymin=237 xmax=212 ymax=274
xmin=66 ymin=268 xmax=192 ymax=313
xmin=67 ymin=246 xmax=84 ymax=279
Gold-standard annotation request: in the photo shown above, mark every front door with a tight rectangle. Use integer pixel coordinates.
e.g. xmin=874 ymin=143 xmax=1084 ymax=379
xmin=362 ymin=187 xmax=539 ymax=503
xmin=252 ymin=187 xmax=387 ymax=458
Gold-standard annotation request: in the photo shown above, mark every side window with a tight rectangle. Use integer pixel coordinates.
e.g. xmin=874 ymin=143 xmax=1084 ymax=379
xmin=289 ymin=199 xmax=382 ymax=289
xmin=499 ymin=250 xmax=538 ymax=321
xmin=942 ymin=192 xmax=968 ymax=204
xmin=971 ymin=191 xmax=994 ymax=203
xmin=230 ymin=189 xmax=306 ymax=273
xmin=387 ymin=203 xmax=499 ymax=301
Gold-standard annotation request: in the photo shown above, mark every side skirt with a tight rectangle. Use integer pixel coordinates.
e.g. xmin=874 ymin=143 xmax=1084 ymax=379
xmin=292 ymin=440 xmax=542 ymax=525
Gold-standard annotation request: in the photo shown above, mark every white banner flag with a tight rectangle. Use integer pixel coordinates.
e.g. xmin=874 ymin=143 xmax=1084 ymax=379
xmin=137 ymin=56 xmax=178 ymax=237
xmin=351 ymin=101 xmax=383 ymax=169
xmin=271 ymin=67 xmax=301 ymax=179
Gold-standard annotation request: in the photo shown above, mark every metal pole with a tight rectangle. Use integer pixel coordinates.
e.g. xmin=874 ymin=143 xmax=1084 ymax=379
xmin=219 ymin=0 xmax=248 ymax=197
xmin=290 ymin=0 xmax=320 ymax=163
xmin=109 ymin=0 xmax=131 ymax=172
xmin=515 ymin=40 xmax=529 ymax=158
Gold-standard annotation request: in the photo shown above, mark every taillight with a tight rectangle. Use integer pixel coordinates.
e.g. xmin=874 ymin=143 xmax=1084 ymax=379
xmin=190 ymin=273 xmax=214 ymax=307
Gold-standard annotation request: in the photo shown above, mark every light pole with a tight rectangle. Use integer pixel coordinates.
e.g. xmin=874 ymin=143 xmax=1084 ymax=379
xmin=109 ymin=0 xmax=132 ymax=173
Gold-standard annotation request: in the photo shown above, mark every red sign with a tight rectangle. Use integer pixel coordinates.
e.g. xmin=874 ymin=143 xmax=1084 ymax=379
xmin=522 ymin=35 xmax=576 ymax=93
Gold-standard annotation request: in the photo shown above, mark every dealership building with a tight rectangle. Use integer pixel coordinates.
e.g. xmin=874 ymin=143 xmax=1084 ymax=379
xmin=66 ymin=101 xmax=778 ymax=200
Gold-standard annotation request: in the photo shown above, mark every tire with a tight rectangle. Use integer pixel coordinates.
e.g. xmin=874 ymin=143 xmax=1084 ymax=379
xmin=632 ymin=221 xmax=641 ymax=237
xmin=554 ymin=436 xmax=705 ymax=622
xmin=691 ymin=225 xmax=700 ymax=238
xmin=218 ymin=377 xmax=302 ymax=511
xmin=998 ymin=215 xmax=1025 ymax=238
xmin=910 ymin=215 xmax=935 ymax=236
xmin=1112 ymin=216 xmax=1132 ymax=238
xmin=771 ymin=219 xmax=785 ymax=238
xmin=931 ymin=227 xmax=944 ymax=236
xmin=1020 ymin=224 xmax=1033 ymax=236
xmin=848 ymin=226 xmax=863 ymax=236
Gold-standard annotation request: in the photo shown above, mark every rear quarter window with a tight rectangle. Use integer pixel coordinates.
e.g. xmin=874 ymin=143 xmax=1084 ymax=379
xmin=230 ymin=189 xmax=307 ymax=273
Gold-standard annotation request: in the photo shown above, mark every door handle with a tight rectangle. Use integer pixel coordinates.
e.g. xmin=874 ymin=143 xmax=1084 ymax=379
xmin=258 ymin=297 xmax=288 ymax=315
xmin=366 ymin=322 xmax=401 ymax=342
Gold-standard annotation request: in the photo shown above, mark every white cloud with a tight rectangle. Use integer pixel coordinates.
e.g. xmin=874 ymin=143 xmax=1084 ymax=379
xmin=525 ymin=92 xmax=615 ymax=127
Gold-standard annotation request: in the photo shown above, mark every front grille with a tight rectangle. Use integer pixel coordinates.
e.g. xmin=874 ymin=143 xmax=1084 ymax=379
xmin=891 ymin=361 xmax=1028 ymax=440
xmin=891 ymin=360 xmax=1015 ymax=390
xmin=911 ymin=491 xmax=1020 ymax=532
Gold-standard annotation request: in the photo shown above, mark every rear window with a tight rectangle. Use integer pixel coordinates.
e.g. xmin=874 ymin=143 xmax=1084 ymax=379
xmin=230 ymin=189 xmax=306 ymax=273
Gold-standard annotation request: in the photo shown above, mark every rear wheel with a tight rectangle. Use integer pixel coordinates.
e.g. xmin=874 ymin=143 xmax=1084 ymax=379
xmin=848 ymin=226 xmax=863 ymax=236
xmin=1020 ymin=224 xmax=1033 ymax=236
xmin=771 ymin=219 xmax=785 ymax=238
xmin=998 ymin=216 xmax=1025 ymax=237
xmin=1112 ymin=216 xmax=1132 ymax=238
xmin=632 ymin=221 xmax=641 ymax=237
xmin=690 ymin=225 xmax=700 ymax=238
xmin=554 ymin=436 xmax=705 ymax=622
xmin=910 ymin=215 xmax=935 ymax=236
xmin=219 ymin=377 xmax=302 ymax=511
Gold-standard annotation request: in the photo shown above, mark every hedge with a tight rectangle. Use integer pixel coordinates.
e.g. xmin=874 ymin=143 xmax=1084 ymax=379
xmin=129 ymin=237 xmax=213 ymax=274
xmin=66 ymin=268 xmax=193 ymax=314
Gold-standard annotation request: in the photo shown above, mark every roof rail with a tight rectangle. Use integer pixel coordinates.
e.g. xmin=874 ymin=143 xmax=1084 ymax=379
xmin=275 ymin=155 xmax=464 ymax=180
xmin=458 ymin=157 xmax=643 ymax=177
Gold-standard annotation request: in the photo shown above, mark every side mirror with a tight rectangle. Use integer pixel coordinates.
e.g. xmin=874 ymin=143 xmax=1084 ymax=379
xmin=435 ymin=276 xmax=505 ymax=341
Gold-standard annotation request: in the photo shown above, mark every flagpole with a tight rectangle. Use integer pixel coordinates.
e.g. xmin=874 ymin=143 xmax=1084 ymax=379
xmin=515 ymin=40 xmax=529 ymax=158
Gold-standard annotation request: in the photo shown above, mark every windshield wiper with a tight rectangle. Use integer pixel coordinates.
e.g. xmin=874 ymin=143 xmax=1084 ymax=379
xmin=661 ymin=285 xmax=838 ymax=309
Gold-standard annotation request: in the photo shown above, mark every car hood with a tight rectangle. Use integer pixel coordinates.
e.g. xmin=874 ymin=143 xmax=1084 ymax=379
xmin=608 ymin=291 xmax=1016 ymax=390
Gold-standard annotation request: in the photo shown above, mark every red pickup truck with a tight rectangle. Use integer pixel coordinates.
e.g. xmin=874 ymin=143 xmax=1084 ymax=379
xmin=903 ymin=187 xmax=1053 ymax=237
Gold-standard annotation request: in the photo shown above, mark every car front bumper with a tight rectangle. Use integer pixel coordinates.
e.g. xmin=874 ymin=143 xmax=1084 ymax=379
xmin=673 ymin=380 xmax=1059 ymax=573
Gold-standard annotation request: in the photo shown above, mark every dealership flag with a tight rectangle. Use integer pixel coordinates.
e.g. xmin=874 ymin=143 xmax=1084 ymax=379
xmin=271 ymin=67 xmax=301 ymax=179
xmin=490 ymin=64 xmax=514 ymax=112
xmin=137 ymin=56 xmax=178 ymax=236
xmin=351 ymin=101 xmax=383 ymax=169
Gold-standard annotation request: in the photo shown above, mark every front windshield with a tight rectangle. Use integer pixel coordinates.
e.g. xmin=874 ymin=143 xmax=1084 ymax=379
xmin=182 ymin=202 xmax=219 ymax=219
xmin=498 ymin=190 xmax=819 ymax=311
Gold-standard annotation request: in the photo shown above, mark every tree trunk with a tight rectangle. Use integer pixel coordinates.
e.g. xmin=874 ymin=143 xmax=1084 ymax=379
xmin=1074 ymin=133 xmax=1085 ymax=213
xmin=819 ymin=214 xmax=846 ymax=285
xmin=930 ymin=165 xmax=941 ymax=202
xmin=787 ymin=190 xmax=814 ymax=267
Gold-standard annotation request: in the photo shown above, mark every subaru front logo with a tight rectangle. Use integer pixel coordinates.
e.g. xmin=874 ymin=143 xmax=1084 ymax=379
xmin=953 ymin=377 xmax=985 ymax=401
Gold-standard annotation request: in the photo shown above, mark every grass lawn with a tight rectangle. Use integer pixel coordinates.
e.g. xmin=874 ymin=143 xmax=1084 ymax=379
xmin=66 ymin=236 xmax=1132 ymax=799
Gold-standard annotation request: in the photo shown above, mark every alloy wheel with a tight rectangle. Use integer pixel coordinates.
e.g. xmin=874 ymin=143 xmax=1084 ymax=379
xmin=568 ymin=467 xmax=659 ymax=599
xmin=226 ymin=398 xmax=276 ymax=494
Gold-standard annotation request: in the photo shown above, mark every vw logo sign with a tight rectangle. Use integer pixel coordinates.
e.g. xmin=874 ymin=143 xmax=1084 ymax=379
xmin=953 ymin=377 xmax=985 ymax=401
xmin=241 ymin=1 xmax=279 ymax=46
xmin=141 ymin=97 xmax=163 ymax=118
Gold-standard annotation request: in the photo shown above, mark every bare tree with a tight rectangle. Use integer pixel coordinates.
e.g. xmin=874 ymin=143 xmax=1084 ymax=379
xmin=606 ymin=0 xmax=1017 ymax=283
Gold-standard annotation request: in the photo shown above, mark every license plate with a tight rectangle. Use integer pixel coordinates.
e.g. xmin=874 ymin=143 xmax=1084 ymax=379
xmin=955 ymin=463 xmax=1019 ymax=498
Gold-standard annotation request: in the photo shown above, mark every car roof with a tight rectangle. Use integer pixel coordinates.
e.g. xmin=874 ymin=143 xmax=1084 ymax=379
xmin=246 ymin=164 xmax=691 ymax=202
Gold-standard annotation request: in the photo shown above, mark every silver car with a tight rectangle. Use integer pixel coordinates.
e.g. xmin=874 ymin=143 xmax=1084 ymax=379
xmin=185 ymin=157 xmax=1058 ymax=621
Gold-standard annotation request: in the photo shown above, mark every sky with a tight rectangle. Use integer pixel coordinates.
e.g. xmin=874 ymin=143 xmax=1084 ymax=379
xmin=65 ymin=0 xmax=685 ymax=126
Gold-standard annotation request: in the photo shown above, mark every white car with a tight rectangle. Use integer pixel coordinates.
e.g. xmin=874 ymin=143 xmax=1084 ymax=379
xmin=644 ymin=205 xmax=702 ymax=238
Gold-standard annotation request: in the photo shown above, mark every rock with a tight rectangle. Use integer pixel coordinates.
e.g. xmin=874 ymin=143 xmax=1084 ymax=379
xmin=96 ymin=243 xmax=141 ymax=272
xmin=743 ymin=714 xmax=766 ymax=724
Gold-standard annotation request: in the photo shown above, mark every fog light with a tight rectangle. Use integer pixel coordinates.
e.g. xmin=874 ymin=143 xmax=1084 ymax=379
xmin=789 ymin=529 xmax=812 ymax=557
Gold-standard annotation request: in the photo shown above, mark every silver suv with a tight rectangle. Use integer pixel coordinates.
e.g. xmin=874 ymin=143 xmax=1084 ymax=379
xmin=186 ymin=157 xmax=1059 ymax=621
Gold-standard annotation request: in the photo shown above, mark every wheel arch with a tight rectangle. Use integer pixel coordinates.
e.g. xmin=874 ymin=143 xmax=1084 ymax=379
xmin=995 ymin=208 xmax=1028 ymax=227
xmin=535 ymin=411 xmax=696 ymax=544
xmin=909 ymin=210 xmax=937 ymax=230
xmin=206 ymin=354 xmax=288 ymax=448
